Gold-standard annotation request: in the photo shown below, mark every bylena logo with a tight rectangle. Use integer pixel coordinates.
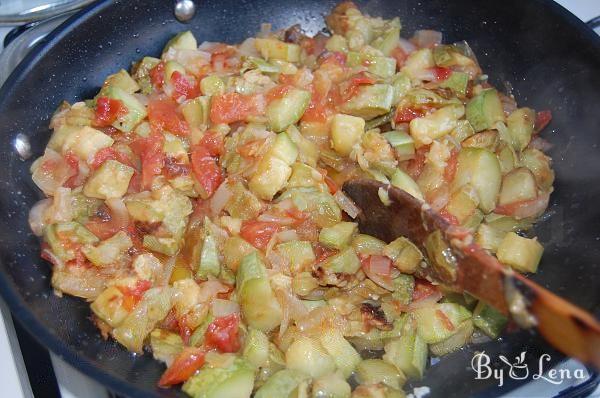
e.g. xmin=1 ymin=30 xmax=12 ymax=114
xmin=471 ymin=351 xmax=587 ymax=387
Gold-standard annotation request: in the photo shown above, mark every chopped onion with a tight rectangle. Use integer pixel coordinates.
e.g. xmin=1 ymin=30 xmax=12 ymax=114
xmin=334 ymin=191 xmax=360 ymax=219
xmin=238 ymin=38 xmax=259 ymax=57
xmin=500 ymin=93 xmax=517 ymax=116
xmin=257 ymin=213 xmax=296 ymax=225
xmin=210 ymin=181 xmax=233 ymax=217
xmin=412 ymin=30 xmax=443 ymax=48
xmin=198 ymin=41 xmax=219 ymax=51
xmin=197 ymin=280 xmax=230 ymax=303
xmin=156 ymin=255 xmax=176 ymax=287
xmin=106 ymin=197 xmax=130 ymax=228
xmin=428 ymin=186 xmax=450 ymax=212
xmin=211 ymin=299 xmax=240 ymax=317
xmin=362 ymin=256 xmax=397 ymax=291
xmin=163 ymin=48 xmax=211 ymax=75
xmin=29 ymin=198 xmax=52 ymax=236
xmin=31 ymin=149 xmax=75 ymax=196
xmin=408 ymin=290 xmax=443 ymax=310
xmin=276 ymin=229 xmax=299 ymax=243
xmin=398 ymin=38 xmax=417 ymax=54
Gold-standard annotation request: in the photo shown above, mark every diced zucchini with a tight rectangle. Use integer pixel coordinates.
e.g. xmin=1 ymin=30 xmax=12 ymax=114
xmin=236 ymin=252 xmax=268 ymax=291
xmin=279 ymin=187 xmax=341 ymax=227
xmin=401 ymin=48 xmax=434 ymax=82
xmin=287 ymin=163 xmax=324 ymax=190
xmin=433 ymin=45 xmax=454 ymax=67
xmin=319 ymin=222 xmax=358 ymax=250
xmin=113 ymin=287 xmax=173 ymax=352
xmin=424 ymin=230 xmax=458 ymax=281
xmin=453 ymin=147 xmax=502 ymax=213
xmin=429 ymin=319 xmax=474 ymax=357
xmin=150 ymin=329 xmax=184 ymax=365
xmin=520 ymin=148 xmax=554 ymax=191
xmin=143 ymin=235 xmax=179 ymax=256
xmin=292 ymin=272 xmax=320 ymax=297
xmin=341 ymin=84 xmax=394 ymax=120
xmin=223 ymin=237 xmax=257 ymax=272
xmin=392 ymin=274 xmax=415 ymax=305
xmin=102 ymin=69 xmax=140 ymax=94
xmin=321 ymin=247 xmax=361 ymax=274
xmin=331 ymin=113 xmax=365 ymax=157
xmin=102 ymin=86 xmax=147 ymax=132
xmin=198 ymin=233 xmax=220 ymax=279
xmin=507 ymin=107 xmax=535 ymax=151
xmin=390 ymin=169 xmax=424 ymax=201
xmin=164 ymin=60 xmax=186 ymax=83
xmin=182 ymin=357 xmax=254 ymax=398
xmin=242 ymin=56 xmax=280 ymax=74
xmin=200 ymin=75 xmax=225 ymax=96
xmin=163 ymin=31 xmax=197 ymax=54
xmin=445 ymin=185 xmax=479 ymax=224
xmin=413 ymin=303 xmax=472 ymax=344
xmin=60 ymin=126 xmax=114 ymax=163
xmin=267 ymin=88 xmax=311 ymax=132
xmin=352 ymin=234 xmax=387 ymax=256
xmin=372 ymin=26 xmax=400 ymax=56
xmin=347 ymin=52 xmax=396 ymax=78
xmin=243 ymin=328 xmax=270 ymax=368
xmin=286 ymin=337 xmax=336 ymax=378
xmin=318 ymin=328 xmax=362 ymax=378
xmin=496 ymin=143 xmax=517 ymax=174
xmin=383 ymin=316 xmax=428 ymax=380
xmin=383 ymin=237 xmax=423 ymax=274
xmin=132 ymin=56 xmax=160 ymax=95
xmin=224 ymin=181 xmax=263 ymax=220
xmin=83 ymin=159 xmax=134 ymax=199
xmin=450 ymin=119 xmax=475 ymax=143
xmin=285 ymin=125 xmax=319 ymax=167
xmin=44 ymin=222 xmax=98 ymax=261
xmin=463 ymin=209 xmax=484 ymax=231
xmin=90 ymin=286 xmax=129 ymax=327
xmin=356 ymin=359 xmax=406 ymax=390
xmin=466 ymin=89 xmax=504 ymax=132
xmin=496 ymin=232 xmax=543 ymax=273
xmin=384 ymin=130 xmax=414 ymax=161
xmin=475 ymin=223 xmax=506 ymax=253
xmin=462 ymin=130 xmax=499 ymax=151
xmin=473 ymin=301 xmax=508 ymax=339
xmin=82 ymin=230 xmax=132 ymax=266
xmin=484 ymin=213 xmax=533 ymax=232
xmin=498 ymin=167 xmax=537 ymax=206
xmin=255 ymin=38 xmax=301 ymax=62
xmin=181 ymin=96 xmax=210 ymax=129
xmin=391 ymin=73 xmax=412 ymax=106
xmin=409 ymin=104 xmax=465 ymax=147
xmin=439 ymin=71 xmax=469 ymax=96
xmin=325 ymin=34 xmax=349 ymax=53
xmin=275 ymin=241 xmax=315 ymax=274
xmin=255 ymin=369 xmax=308 ymax=398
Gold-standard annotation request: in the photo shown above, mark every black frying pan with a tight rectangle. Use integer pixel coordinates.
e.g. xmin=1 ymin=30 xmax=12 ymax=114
xmin=0 ymin=1 xmax=599 ymax=397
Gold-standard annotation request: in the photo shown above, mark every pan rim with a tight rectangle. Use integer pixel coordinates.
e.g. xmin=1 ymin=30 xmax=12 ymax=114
xmin=0 ymin=1 xmax=598 ymax=397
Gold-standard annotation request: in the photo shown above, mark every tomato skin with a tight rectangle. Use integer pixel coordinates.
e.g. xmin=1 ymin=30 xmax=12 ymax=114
xmin=171 ymin=71 xmax=200 ymax=100
xmin=90 ymin=147 xmax=133 ymax=170
xmin=150 ymin=62 xmax=165 ymax=88
xmin=239 ymin=221 xmax=281 ymax=250
xmin=390 ymin=46 xmax=408 ymax=68
xmin=198 ymin=130 xmax=225 ymax=157
xmin=266 ymin=85 xmax=292 ymax=103
xmin=62 ymin=151 xmax=81 ymax=188
xmin=148 ymin=98 xmax=190 ymax=137
xmin=394 ymin=106 xmax=425 ymax=123
xmin=190 ymin=146 xmax=223 ymax=199
xmin=94 ymin=97 xmax=126 ymax=127
xmin=412 ymin=279 xmax=438 ymax=301
xmin=209 ymin=92 xmax=265 ymax=124
xmin=158 ymin=347 xmax=206 ymax=387
xmin=535 ymin=110 xmax=552 ymax=132
xmin=131 ymin=131 xmax=165 ymax=190
xmin=431 ymin=66 xmax=452 ymax=82
xmin=436 ymin=309 xmax=455 ymax=331
xmin=342 ymin=72 xmax=376 ymax=102
xmin=444 ymin=149 xmax=459 ymax=183
xmin=204 ymin=313 xmax=241 ymax=353
xmin=118 ymin=280 xmax=153 ymax=311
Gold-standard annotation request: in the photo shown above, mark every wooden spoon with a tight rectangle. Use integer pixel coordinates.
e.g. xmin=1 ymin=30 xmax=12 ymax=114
xmin=343 ymin=179 xmax=600 ymax=369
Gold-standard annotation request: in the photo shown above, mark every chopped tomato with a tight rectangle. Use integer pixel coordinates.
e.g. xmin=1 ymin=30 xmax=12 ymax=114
xmin=395 ymin=106 xmax=425 ymax=123
xmin=431 ymin=66 xmax=452 ymax=82
xmin=341 ymin=72 xmax=376 ymax=102
xmin=62 ymin=151 xmax=81 ymax=188
xmin=534 ymin=110 xmax=552 ymax=132
xmin=158 ymin=347 xmax=205 ymax=387
xmin=436 ymin=309 xmax=455 ymax=331
xmin=239 ymin=220 xmax=281 ymax=250
xmin=198 ymin=130 xmax=225 ymax=157
xmin=443 ymin=149 xmax=459 ymax=183
xmin=494 ymin=193 xmax=549 ymax=219
xmin=266 ymin=85 xmax=292 ymax=103
xmin=190 ymin=146 xmax=223 ymax=198
xmin=131 ymin=131 xmax=165 ymax=190
xmin=438 ymin=208 xmax=459 ymax=226
xmin=149 ymin=61 xmax=165 ymax=88
xmin=412 ymin=279 xmax=438 ymax=301
xmin=390 ymin=46 xmax=408 ymax=68
xmin=94 ymin=97 xmax=126 ymax=127
xmin=315 ymin=243 xmax=338 ymax=263
xmin=90 ymin=147 xmax=133 ymax=170
xmin=171 ymin=71 xmax=200 ymax=100
xmin=204 ymin=313 xmax=241 ymax=353
xmin=209 ymin=92 xmax=265 ymax=124
xmin=148 ymin=98 xmax=190 ymax=137
xmin=404 ymin=146 xmax=428 ymax=179
xmin=118 ymin=279 xmax=152 ymax=311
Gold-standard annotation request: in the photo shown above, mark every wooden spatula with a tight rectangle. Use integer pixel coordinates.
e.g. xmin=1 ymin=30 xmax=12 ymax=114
xmin=343 ymin=179 xmax=600 ymax=369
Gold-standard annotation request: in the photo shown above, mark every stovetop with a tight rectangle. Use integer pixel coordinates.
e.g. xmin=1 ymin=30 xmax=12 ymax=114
xmin=0 ymin=1 xmax=599 ymax=397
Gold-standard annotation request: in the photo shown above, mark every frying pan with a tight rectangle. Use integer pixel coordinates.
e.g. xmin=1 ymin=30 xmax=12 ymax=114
xmin=0 ymin=0 xmax=599 ymax=397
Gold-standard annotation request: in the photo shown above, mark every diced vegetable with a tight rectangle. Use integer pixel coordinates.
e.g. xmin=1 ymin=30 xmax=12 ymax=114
xmin=496 ymin=143 xmax=517 ymax=174
xmin=223 ymin=237 xmax=257 ymax=272
xmin=383 ymin=237 xmax=423 ymax=274
xmin=150 ymin=329 xmax=184 ymax=365
xmin=198 ymin=232 xmax=221 ymax=279
xmin=466 ymin=89 xmax=504 ymax=132
xmin=424 ymin=230 xmax=457 ymax=281
xmin=383 ymin=130 xmax=414 ymax=161
xmin=82 ymin=230 xmax=132 ymax=266
xmin=321 ymin=247 xmax=361 ymax=274
xmin=255 ymin=38 xmax=301 ymax=62
xmin=341 ymin=84 xmax=394 ymax=120
xmin=347 ymin=52 xmax=396 ymax=78
xmin=498 ymin=167 xmax=538 ymax=207
xmin=61 ymin=126 xmax=114 ymax=163
xmin=163 ymin=31 xmax=197 ymax=54
xmin=224 ymin=181 xmax=263 ymax=221
xmin=325 ymin=35 xmax=349 ymax=52
xmin=356 ymin=359 xmax=406 ymax=390
xmin=243 ymin=328 xmax=270 ymax=368
xmin=102 ymin=86 xmax=147 ymax=132
xmin=429 ymin=319 xmax=473 ymax=357
xmin=383 ymin=315 xmax=428 ymax=380
xmin=507 ymin=107 xmax=535 ymax=151
xmin=475 ymin=223 xmax=506 ymax=253
xmin=181 ymin=96 xmax=210 ymax=129
xmin=90 ymin=286 xmax=129 ymax=327
xmin=319 ymin=222 xmax=358 ymax=250
xmin=102 ymin=69 xmax=140 ymax=94
xmin=352 ymin=234 xmax=387 ymax=256
xmin=496 ymin=232 xmax=543 ymax=273
xmin=520 ymin=148 xmax=554 ymax=191
xmin=279 ymin=187 xmax=342 ymax=227
xmin=182 ymin=357 xmax=255 ymax=398
xmin=286 ymin=336 xmax=336 ymax=378
xmin=462 ymin=130 xmax=499 ymax=151
xmin=412 ymin=303 xmax=472 ymax=344
xmin=254 ymin=369 xmax=308 ymax=398
xmin=45 ymin=221 xmax=99 ymax=261
xmin=452 ymin=148 xmax=502 ymax=213
xmin=331 ymin=113 xmax=365 ymax=157
xmin=201 ymin=75 xmax=225 ymax=96
xmin=445 ymin=185 xmax=479 ymax=224
xmin=312 ymin=371 xmax=352 ymax=398
xmin=285 ymin=125 xmax=319 ymax=167
xmin=401 ymin=49 xmax=434 ymax=82
xmin=267 ymin=88 xmax=311 ymax=132
xmin=439 ymin=71 xmax=469 ymax=96
xmin=409 ymin=104 xmax=465 ymax=147
xmin=391 ymin=274 xmax=415 ymax=305
xmin=276 ymin=241 xmax=315 ymax=274
xmin=318 ymin=328 xmax=362 ymax=378
xmin=390 ymin=169 xmax=424 ymax=201
xmin=472 ymin=301 xmax=508 ymax=339
xmin=84 ymin=159 xmax=134 ymax=199
xmin=372 ymin=26 xmax=400 ymax=56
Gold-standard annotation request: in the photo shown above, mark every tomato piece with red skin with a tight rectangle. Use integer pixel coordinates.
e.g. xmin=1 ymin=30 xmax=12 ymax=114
xmin=158 ymin=347 xmax=206 ymax=387
xmin=266 ymin=85 xmax=293 ymax=103
xmin=130 ymin=131 xmax=165 ymax=190
xmin=62 ymin=151 xmax=81 ymax=188
xmin=394 ymin=106 xmax=425 ymax=123
xmin=341 ymin=72 xmax=376 ymax=102
xmin=534 ymin=110 xmax=552 ymax=132
xmin=94 ymin=97 xmax=127 ymax=127
xmin=190 ymin=146 xmax=223 ymax=199
xmin=209 ymin=92 xmax=265 ymax=124
xmin=204 ymin=313 xmax=241 ymax=353
xmin=431 ymin=66 xmax=452 ymax=82
xmin=171 ymin=71 xmax=200 ymax=100
xmin=239 ymin=220 xmax=281 ymax=250
xmin=198 ymin=130 xmax=225 ymax=157
xmin=444 ymin=149 xmax=459 ymax=183
xmin=148 ymin=98 xmax=190 ymax=137
xmin=118 ymin=279 xmax=152 ymax=311
xmin=315 ymin=243 xmax=338 ymax=264
xmin=90 ymin=147 xmax=134 ymax=170
xmin=412 ymin=279 xmax=439 ymax=301
xmin=149 ymin=62 xmax=165 ymax=88
xmin=436 ymin=309 xmax=455 ymax=331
